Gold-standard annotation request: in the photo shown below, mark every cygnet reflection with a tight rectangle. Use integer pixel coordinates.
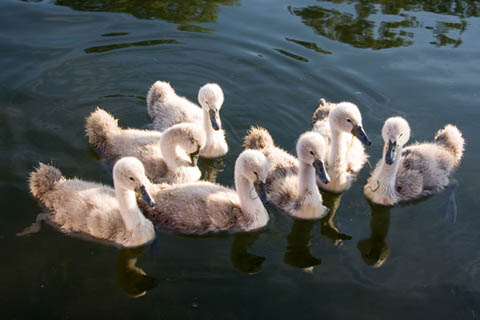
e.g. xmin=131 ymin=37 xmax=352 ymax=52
xmin=357 ymin=202 xmax=391 ymax=268
xmin=284 ymin=220 xmax=321 ymax=269
xmin=117 ymin=246 xmax=158 ymax=298
xmin=199 ymin=157 xmax=225 ymax=183
xmin=230 ymin=232 xmax=265 ymax=274
xmin=320 ymin=193 xmax=352 ymax=245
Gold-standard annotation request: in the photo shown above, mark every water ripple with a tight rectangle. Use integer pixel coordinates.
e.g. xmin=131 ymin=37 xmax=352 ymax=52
xmin=84 ymin=39 xmax=180 ymax=53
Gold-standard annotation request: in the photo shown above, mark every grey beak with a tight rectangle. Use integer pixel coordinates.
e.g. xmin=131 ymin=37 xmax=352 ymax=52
xmin=190 ymin=150 xmax=200 ymax=167
xmin=139 ymin=185 xmax=156 ymax=207
xmin=209 ymin=109 xmax=220 ymax=131
xmin=351 ymin=124 xmax=372 ymax=146
xmin=253 ymin=180 xmax=269 ymax=204
xmin=385 ymin=140 xmax=396 ymax=165
xmin=313 ymin=159 xmax=330 ymax=184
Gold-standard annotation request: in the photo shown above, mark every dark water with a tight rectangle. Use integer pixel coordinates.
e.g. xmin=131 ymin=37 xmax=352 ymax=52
xmin=1 ymin=0 xmax=480 ymax=318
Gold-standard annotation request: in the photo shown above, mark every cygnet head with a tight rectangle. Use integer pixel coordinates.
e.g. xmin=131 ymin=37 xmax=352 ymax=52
xmin=198 ymin=83 xmax=224 ymax=131
xmin=329 ymin=102 xmax=372 ymax=146
xmin=147 ymin=81 xmax=175 ymax=103
xmin=382 ymin=117 xmax=411 ymax=165
xmin=161 ymin=123 xmax=206 ymax=167
xmin=296 ymin=132 xmax=330 ymax=184
xmin=235 ymin=149 xmax=269 ymax=204
xmin=113 ymin=157 xmax=156 ymax=207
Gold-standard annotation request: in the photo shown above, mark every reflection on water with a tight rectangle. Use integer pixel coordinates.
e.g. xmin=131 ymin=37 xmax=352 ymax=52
xmin=357 ymin=202 xmax=391 ymax=268
xmin=284 ymin=220 xmax=321 ymax=270
xmin=101 ymin=32 xmax=129 ymax=37
xmin=84 ymin=39 xmax=180 ymax=53
xmin=320 ymin=193 xmax=352 ymax=245
xmin=4 ymin=0 xmax=480 ymax=316
xmin=275 ymin=48 xmax=309 ymax=62
xmin=289 ymin=0 xmax=479 ymax=49
xmin=230 ymin=232 xmax=265 ymax=274
xmin=199 ymin=158 xmax=225 ymax=183
xmin=54 ymin=0 xmax=238 ymax=31
xmin=285 ymin=37 xmax=332 ymax=55
xmin=117 ymin=246 xmax=158 ymax=298
xmin=283 ymin=193 xmax=352 ymax=270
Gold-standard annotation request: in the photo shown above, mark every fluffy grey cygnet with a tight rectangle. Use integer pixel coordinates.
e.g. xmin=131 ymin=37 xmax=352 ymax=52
xmin=86 ymin=107 xmax=205 ymax=184
xmin=138 ymin=150 xmax=269 ymax=234
xmin=311 ymin=99 xmax=372 ymax=193
xmin=244 ymin=126 xmax=329 ymax=220
xmin=27 ymin=157 xmax=156 ymax=247
xmin=364 ymin=117 xmax=464 ymax=206
xmin=146 ymin=81 xmax=228 ymax=158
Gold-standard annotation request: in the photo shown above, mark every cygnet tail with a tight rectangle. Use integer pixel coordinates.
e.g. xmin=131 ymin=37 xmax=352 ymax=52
xmin=434 ymin=124 xmax=465 ymax=165
xmin=311 ymin=98 xmax=332 ymax=127
xmin=243 ymin=126 xmax=274 ymax=150
xmin=29 ymin=163 xmax=63 ymax=202
xmin=85 ymin=107 xmax=120 ymax=152
xmin=146 ymin=81 xmax=166 ymax=119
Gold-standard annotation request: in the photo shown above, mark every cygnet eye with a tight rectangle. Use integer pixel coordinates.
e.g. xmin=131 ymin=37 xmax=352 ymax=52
xmin=129 ymin=177 xmax=134 ymax=181
xmin=346 ymin=119 xmax=352 ymax=123
xmin=309 ymin=151 xmax=314 ymax=156
xmin=254 ymin=171 xmax=258 ymax=177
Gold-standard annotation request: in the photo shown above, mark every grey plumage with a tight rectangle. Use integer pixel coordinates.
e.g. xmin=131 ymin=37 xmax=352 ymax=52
xmin=364 ymin=117 xmax=465 ymax=205
xmin=86 ymin=107 xmax=205 ymax=184
xmin=138 ymin=150 xmax=270 ymax=234
xmin=27 ymin=158 xmax=156 ymax=247
xmin=310 ymin=99 xmax=370 ymax=193
xmin=147 ymin=81 xmax=202 ymax=131
xmin=244 ymin=126 xmax=328 ymax=219
xmin=147 ymin=81 xmax=228 ymax=158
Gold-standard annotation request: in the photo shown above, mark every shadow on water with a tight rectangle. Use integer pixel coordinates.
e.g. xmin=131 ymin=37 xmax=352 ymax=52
xmin=357 ymin=202 xmax=391 ymax=268
xmin=283 ymin=192 xmax=352 ymax=270
xmin=230 ymin=231 xmax=265 ymax=274
xmin=284 ymin=219 xmax=321 ymax=269
xmin=320 ymin=192 xmax=352 ymax=245
xmin=357 ymin=180 xmax=460 ymax=269
xmin=53 ymin=0 xmax=239 ymax=32
xmin=199 ymin=157 xmax=225 ymax=183
xmin=288 ymin=0 xmax=479 ymax=49
xmin=85 ymin=39 xmax=180 ymax=54
xmin=117 ymin=246 xmax=158 ymax=298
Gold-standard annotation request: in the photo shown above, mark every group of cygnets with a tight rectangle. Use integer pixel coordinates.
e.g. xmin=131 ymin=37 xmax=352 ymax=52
xmin=27 ymin=81 xmax=465 ymax=248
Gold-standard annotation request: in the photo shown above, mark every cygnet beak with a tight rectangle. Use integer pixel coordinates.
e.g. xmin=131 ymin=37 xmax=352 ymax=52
xmin=385 ymin=140 xmax=397 ymax=165
xmin=313 ymin=159 xmax=330 ymax=184
xmin=351 ymin=124 xmax=372 ymax=146
xmin=254 ymin=180 xmax=269 ymax=204
xmin=139 ymin=185 xmax=156 ymax=207
xmin=190 ymin=150 xmax=200 ymax=167
xmin=209 ymin=109 xmax=221 ymax=131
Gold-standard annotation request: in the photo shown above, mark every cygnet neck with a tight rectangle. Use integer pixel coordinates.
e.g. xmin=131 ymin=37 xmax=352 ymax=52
xmin=298 ymin=160 xmax=319 ymax=200
xmin=161 ymin=138 xmax=189 ymax=170
xmin=234 ymin=164 xmax=268 ymax=228
xmin=329 ymin=127 xmax=348 ymax=173
xmin=202 ymin=107 xmax=218 ymax=148
xmin=114 ymin=181 xmax=143 ymax=231
xmin=376 ymin=143 xmax=403 ymax=188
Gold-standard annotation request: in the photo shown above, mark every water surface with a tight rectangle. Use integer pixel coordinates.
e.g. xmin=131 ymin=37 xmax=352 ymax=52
xmin=1 ymin=0 xmax=480 ymax=318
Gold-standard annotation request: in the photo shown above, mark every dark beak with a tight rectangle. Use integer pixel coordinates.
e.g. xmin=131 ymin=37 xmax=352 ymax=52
xmin=139 ymin=185 xmax=156 ymax=207
xmin=190 ymin=150 xmax=200 ymax=166
xmin=253 ymin=180 xmax=269 ymax=204
xmin=351 ymin=124 xmax=372 ymax=146
xmin=385 ymin=140 xmax=396 ymax=165
xmin=209 ymin=109 xmax=220 ymax=131
xmin=313 ymin=159 xmax=330 ymax=184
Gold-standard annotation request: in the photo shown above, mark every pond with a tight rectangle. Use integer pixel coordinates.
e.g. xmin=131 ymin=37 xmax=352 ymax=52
xmin=1 ymin=0 xmax=479 ymax=318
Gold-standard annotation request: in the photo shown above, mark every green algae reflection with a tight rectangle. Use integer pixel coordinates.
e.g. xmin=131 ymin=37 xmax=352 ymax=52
xmin=55 ymin=0 xmax=238 ymax=32
xmin=289 ymin=0 xmax=479 ymax=49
